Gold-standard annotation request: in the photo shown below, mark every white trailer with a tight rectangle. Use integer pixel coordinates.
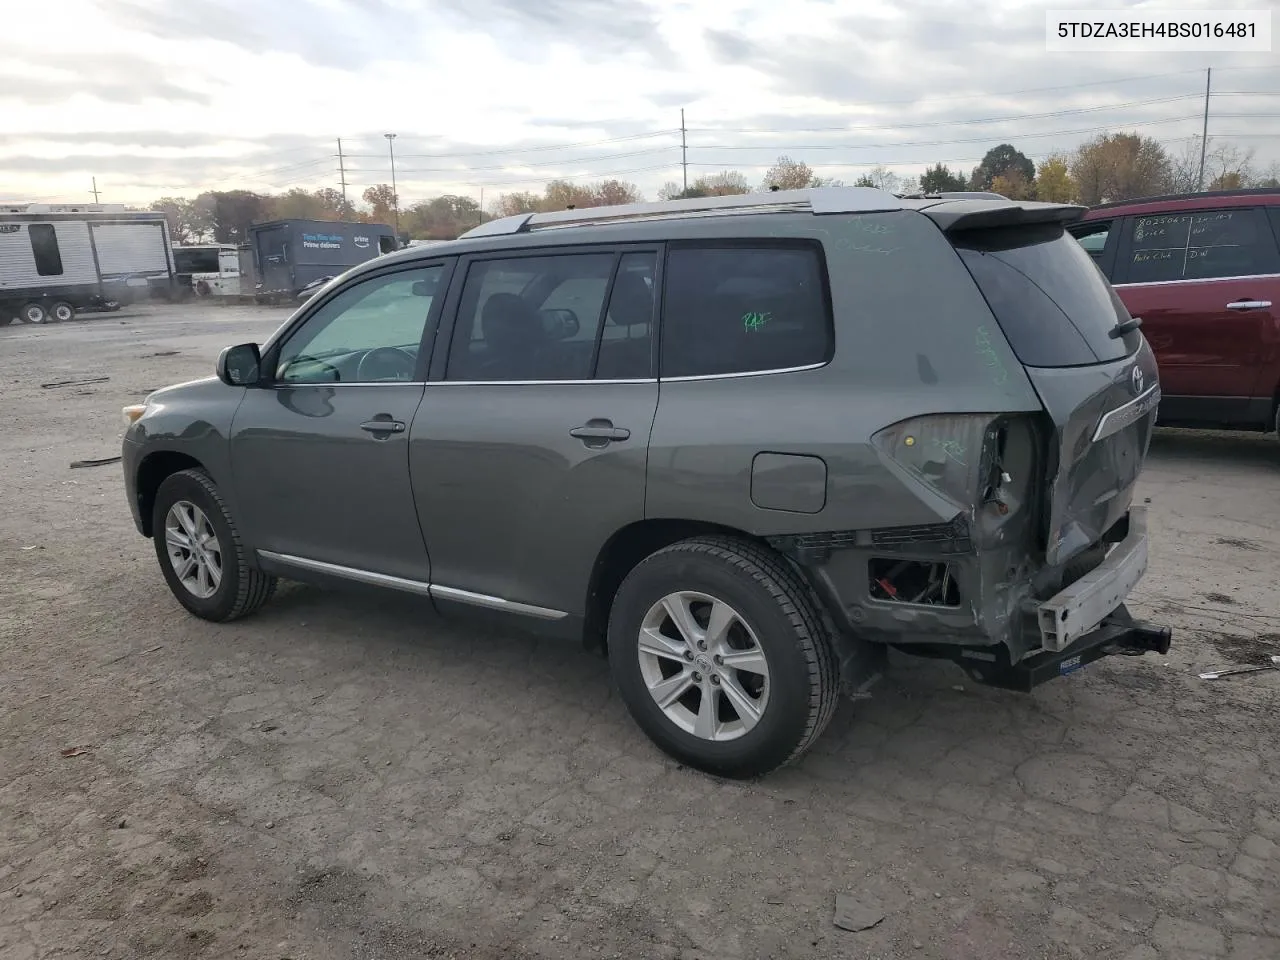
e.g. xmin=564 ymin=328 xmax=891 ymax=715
xmin=0 ymin=203 xmax=176 ymax=324
xmin=173 ymin=243 xmax=243 ymax=297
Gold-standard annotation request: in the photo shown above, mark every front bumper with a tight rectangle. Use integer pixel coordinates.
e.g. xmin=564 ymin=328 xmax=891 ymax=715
xmin=122 ymin=436 xmax=145 ymax=535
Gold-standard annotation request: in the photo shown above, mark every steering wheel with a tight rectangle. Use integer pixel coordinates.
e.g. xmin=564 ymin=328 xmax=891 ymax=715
xmin=356 ymin=346 xmax=417 ymax=382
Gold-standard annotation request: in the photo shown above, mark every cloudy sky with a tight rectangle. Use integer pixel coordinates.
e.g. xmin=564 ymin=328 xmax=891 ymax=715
xmin=3 ymin=0 xmax=1276 ymax=208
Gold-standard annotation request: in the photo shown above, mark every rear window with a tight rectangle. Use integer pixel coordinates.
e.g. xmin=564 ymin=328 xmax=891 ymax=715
xmin=955 ymin=223 xmax=1134 ymax=368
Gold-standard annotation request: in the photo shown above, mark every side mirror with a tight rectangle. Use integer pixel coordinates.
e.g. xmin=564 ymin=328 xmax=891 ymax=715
xmin=217 ymin=343 xmax=261 ymax=386
xmin=411 ymin=279 xmax=437 ymax=297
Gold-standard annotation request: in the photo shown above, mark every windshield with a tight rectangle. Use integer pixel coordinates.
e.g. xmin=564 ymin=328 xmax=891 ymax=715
xmin=955 ymin=223 xmax=1137 ymax=368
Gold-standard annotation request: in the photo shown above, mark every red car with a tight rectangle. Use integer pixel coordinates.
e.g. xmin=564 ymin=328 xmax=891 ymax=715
xmin=1071 ymin=188 xmax=1280 ymax=434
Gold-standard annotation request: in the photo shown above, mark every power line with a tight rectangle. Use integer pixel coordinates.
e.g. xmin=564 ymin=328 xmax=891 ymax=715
xmin=692 ymin=114 xmax=1209 ymax=152
xmin=693 ymin=95 xmax=1215 ymax=135
xmin=343 ymin=146 xmax=673 ymax=176
xmin=335 ymin=129 xmax=678 ymax=160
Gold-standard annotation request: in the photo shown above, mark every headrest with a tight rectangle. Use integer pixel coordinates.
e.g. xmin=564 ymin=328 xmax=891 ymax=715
xmin=607 ymin=272 xmax=653 ymax=327
xmin=481 ymin=293 xmax=543 ymax=348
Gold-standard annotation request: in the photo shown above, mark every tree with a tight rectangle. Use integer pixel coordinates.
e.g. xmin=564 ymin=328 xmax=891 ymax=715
xmin=591 ymin=179 xmax=643 ymax=206
xmin=852 ymin=165 xmax=901 ymax=192
xmin=1070 ymin=133 xmax=1171 ymax=205
xmin=152 ymin=196 xmax=212 ymax=244
xmin=362 ymin=184 xmax=397 ymax=225
xmin=313 ymin=187 xmax=355 ymax=220
xmin=194 ymin=190 xmax=272 ymax=244
xmin=918 ymin=163 xmax=968 ymax=194
xmin=694 ymin=170 xmax=751 ymax=196
xmin=403 ymin=194 xmax=481 ymax=240
xmin=543 ymin=179 xmax=598 ymax=210
xmin=492 ymin=191 xmax=542 ymax=217
xmin=269 ymin=187 xmax=351 ymax=221
xmin=990 ymin=169 xmax=1035 ymax=201
xmin=971 ymin=144 xmax=1036 ymax=191
xmin=1204 ymin=142 xmax=1257 ymax=191
xmin=1034 ymin=154 xmax=1077 ymax=203
xmin=761 ymin=155 xmax=821 ymax=191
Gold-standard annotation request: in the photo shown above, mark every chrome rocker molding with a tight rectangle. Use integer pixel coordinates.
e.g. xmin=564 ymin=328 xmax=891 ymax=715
xmin=256 ymin=550 xmax=569 ymax=620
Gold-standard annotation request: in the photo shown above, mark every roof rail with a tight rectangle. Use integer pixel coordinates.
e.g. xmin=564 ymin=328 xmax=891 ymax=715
xmin=900 ymin=191 xmax=1008 ymax=201
xmin=457 ymin=186 xmax=904 ymax=239
xmin=1088 ymin=185 xmax=1280 ymax=211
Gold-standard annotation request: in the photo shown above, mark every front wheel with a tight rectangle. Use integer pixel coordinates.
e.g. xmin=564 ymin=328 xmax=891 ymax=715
xmin=48 ymin=301 xmax=74 ymax=323
xmin=151 ymin=468 xmax=277 ymax=622
xmin=608 ymin=536 xmax=839 ymax=778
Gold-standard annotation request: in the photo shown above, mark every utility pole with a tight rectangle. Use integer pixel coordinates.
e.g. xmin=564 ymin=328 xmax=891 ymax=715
xmin=337 ymin=138 xmax=348 ymax=212
xmin=680 ymin=109 xmax=688 ymax=191
xmin=479 ymin=187 xmax=484 ymax=227
xmin=1197 ymin=67 xmax=1212 ymax=192
xmin=91 ymin=177 xmax=100 ymax=203
xmin=384 ymin=132 xmax=400 ymax=238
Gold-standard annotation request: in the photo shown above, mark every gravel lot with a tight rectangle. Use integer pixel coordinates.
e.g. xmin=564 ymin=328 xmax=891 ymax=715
xmin=2 ymin=302 xmax=1278 ymax=960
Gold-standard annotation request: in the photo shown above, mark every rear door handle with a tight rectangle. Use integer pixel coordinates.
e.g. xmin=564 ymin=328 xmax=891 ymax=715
xmin=569 ymin=421 xmax=631 ymax=443
xmin=360 ymin=418 xmax=406 ymax=435
xmin=1226 ymin=300 xmax=1272 ymax=311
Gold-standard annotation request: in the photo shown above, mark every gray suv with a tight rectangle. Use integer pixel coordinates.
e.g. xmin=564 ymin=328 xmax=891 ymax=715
xmin=121 ymin=187 xmax=1172 ymax=778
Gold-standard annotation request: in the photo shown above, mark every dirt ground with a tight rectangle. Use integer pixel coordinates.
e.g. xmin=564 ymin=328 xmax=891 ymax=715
xmin=1 ymin=302 xmax=1278 ymax=960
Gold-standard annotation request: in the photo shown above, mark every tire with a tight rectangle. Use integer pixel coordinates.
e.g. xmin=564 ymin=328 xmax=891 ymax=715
xmin=21 ymin=302 xmax=48 ymax=324
xmin=48 ymin=301 xmax=74 ymax=323
xmin=151 ymin=468 xmax=277 ymax=622
xmin=608 ymin=536 xmax=839 ymax=779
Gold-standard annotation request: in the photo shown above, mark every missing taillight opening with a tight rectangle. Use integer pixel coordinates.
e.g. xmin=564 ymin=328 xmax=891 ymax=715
xmin=869 ymin=558 xmax=961 ymax=607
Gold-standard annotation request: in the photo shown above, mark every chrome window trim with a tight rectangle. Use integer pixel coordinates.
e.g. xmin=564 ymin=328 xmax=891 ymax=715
xmin=427 ymin=362 xmax=826 ymax=386
xmin=429 ymin=378 xmax=656 ymax=386
xmin=661 ymin=362 xmax=828 ymax=383
xmin=272 ymin=380 xmax=428 ymax=388
xmin=1113 ymin=272 xmax=1280 ymax=289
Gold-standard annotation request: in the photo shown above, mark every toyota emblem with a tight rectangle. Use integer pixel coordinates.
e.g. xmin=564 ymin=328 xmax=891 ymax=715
xmin=1130 ymin=365 xmax=1144 ymax=395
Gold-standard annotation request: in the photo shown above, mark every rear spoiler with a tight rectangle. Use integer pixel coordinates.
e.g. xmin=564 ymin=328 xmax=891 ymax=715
xmin=921 ymin=200 xmax=1088 ymax=234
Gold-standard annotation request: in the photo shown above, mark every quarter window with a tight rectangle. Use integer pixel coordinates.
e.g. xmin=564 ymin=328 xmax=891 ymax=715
xmin=29 ymin=224 xmax=63 ymax=276
xmin=274 ymin=266 xmax=444 ymax=383
xmin=1126 ymin=207 xmax=1280 ymax=283
xmin=660 ymin=244 xmax=832 ymax=378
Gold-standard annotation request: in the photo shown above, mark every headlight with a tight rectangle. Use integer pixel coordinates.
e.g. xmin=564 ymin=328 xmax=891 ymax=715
xmin=122 ymin=393 xmax=157 ymax=426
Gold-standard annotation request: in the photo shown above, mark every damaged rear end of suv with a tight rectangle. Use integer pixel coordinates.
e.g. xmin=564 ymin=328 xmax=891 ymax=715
xmin=773 ymin=197 xmax=1170 ymax=695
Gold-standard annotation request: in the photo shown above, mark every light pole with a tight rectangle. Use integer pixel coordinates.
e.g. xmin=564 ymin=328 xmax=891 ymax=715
xmin=384 ymin=132 xmax=400 ymax=240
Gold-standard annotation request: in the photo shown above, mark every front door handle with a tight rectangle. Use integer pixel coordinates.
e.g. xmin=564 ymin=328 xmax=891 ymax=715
xmin=569 ymin=420 xmax=631 ymax=443
xmin=360 ymin=418 xmax=406 ymax=436
xmin=1226 ymin=300 xmax=1272 ymax=311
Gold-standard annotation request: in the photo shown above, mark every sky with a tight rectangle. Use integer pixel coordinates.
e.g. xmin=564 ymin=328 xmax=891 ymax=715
xmin=2 ymin=0 xmax=1277 ymax=209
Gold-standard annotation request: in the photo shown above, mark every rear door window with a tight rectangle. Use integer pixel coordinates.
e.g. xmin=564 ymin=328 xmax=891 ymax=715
xmin=955 ymin=223 xmax=1134 ymax=368
xmin=1068 ymin=219 xmax=1116 ymax=277
xmin=1120 ymin=207 xmax=1280 ymax=284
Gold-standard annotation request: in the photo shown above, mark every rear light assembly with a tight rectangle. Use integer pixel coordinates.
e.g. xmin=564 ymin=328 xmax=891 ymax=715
xmin=871 ymin=413 xmax=1038 ymax=519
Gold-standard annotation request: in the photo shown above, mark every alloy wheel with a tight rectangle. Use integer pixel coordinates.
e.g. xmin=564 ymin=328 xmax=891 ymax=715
xmin=164 ymin=500 xmax=223 ymax=599
xmin=637 ymin=590 xmax=771 ymax=741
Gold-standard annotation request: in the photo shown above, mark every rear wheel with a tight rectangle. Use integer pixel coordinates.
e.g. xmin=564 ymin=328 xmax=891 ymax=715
xmin=151 ymin=468 xmax=277 ymax=622
xmin=48 ymin=301 xmax=74 ymax=323
xmin=21 ymin=302 xmax=48 ymax=324
xmin=608 ymin=536 xmax=839 ymax=778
